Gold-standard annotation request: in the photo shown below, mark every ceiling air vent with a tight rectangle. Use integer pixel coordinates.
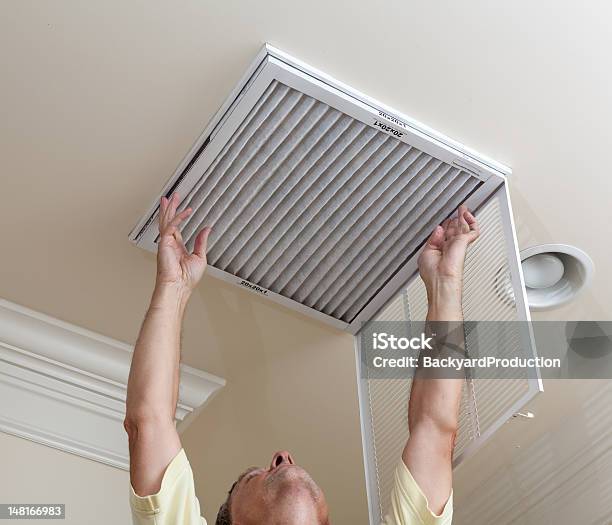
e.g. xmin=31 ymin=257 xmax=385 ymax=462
xmin=130 ymin=44 xmax=511 ymax=333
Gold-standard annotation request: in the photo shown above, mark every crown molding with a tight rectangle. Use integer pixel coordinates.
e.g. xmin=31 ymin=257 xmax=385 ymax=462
xmin=0 ymin=298 xmax=225 ymax=470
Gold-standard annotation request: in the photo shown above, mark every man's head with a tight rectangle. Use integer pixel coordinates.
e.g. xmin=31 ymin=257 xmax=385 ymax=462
xmin=216 ymin=450 xmax=329 ymax=525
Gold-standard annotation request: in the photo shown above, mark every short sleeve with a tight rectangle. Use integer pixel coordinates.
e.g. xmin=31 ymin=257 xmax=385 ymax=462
xmin=129 ymin=449 xmax=207 ymax=525
xmin=382 ymin=460 xmax=453 ymax=525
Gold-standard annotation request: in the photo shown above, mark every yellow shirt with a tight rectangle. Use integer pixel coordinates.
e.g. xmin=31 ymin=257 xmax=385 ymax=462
xmin=382 ymin=460 xmax=453 ymax=525
xmin=130 ymin=449 xmax=452 ymax=524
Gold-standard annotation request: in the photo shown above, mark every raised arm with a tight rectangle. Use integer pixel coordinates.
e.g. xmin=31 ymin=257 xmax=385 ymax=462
xmin=124 ymin=193 xmax=211 ymax=496
xmin=402 ymin=205 xmax=479 ymax=514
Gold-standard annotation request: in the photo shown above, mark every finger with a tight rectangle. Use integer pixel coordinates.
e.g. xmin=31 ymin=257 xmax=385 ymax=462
xmin=159 ymin=223 xmax=177 ymax=241
xmin=159 ymin=196 xmax=169 ymax=229
xmin=447 ymin=217 xmax=461 ymax=241
xmin=425 ymin=225 xmax=445 ymax=250
xmin=441 ymin=217 xmax=453 ymax=241
xmin=167 ymin=192 xmax=180 ymax=222
xmin=193 ymin=226 xmax=212 ymax=258
xmin=162 ymin=195 xmax=178 ymax=227
xmin=458 ymin=205 xmax=470 ymax=233
xmin=464 ymin=210 xmax=480 ymax=241
xmin=464 ymin=210 xmax=477 ymax=228
xmin=464 ymin=210 xmax=479 ymax=231
xmin=159 ymin=221 xmax=185 ymax=249
xmin=169 ymin=207 xmax=192 ymax=228
xmin=172 ymin=228 xmax=188 ymax=254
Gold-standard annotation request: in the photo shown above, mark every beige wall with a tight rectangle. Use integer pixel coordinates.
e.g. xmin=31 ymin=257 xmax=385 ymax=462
xmin=181 ymin=285 xmax=367 ymax=524
xmin=0 ymin=432 xmax=130 ymax=524
xmin=453 ymin=380 xmax=612 ymax=524
xmin=99 ymin=265 xmax=368 ymax=524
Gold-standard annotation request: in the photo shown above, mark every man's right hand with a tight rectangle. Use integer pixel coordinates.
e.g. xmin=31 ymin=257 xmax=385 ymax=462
xmin=417 ymin=204 xmax=479 ymax=288
xmin=417 ymin=204 xmax=479 ymax=317
xmin=156 ymin=193 xmax=211 ymax=293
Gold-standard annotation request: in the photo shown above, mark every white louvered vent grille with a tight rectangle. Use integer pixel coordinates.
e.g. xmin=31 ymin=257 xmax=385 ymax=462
xmin=360 ymin=193 xmax=535 ymax=522
xmin=176 ymin=80 xmax=482 ymax=323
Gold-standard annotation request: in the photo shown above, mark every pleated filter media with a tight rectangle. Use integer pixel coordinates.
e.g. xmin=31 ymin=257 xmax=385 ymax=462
xmin=179 ymin=80 xmax=480 ymax=324
xmin=130 ymin=45 xmax=511 ymax=332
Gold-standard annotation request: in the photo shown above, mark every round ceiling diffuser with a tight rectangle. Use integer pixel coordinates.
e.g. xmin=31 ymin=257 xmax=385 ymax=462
xmin=520 ymin=244 xmax=594 ymax=310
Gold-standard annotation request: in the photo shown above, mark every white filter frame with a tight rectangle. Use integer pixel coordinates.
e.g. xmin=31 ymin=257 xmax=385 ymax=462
xmin=130 ymin=44 xmax=510 ymax=333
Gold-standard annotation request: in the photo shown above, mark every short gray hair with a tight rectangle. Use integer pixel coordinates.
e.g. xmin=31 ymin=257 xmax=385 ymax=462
xmin=215 ymin=480 xmax=237 ymax=525
xmin=215 ymin=499 xmax=231 ymax=525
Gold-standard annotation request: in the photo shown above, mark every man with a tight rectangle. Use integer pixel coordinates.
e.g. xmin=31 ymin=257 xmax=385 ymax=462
xmin=125 ymin=192 xmax=479 ymax=524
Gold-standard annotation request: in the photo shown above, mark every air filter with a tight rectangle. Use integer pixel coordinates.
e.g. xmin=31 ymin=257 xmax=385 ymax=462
xmin=130 ymin=44 xmax=510 ymax=333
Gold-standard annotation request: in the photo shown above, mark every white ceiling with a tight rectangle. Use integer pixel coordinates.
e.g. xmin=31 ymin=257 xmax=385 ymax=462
xmin=454 ymin=380 xmax=612 ymax=524
xmin=1 ymin=1 xmax=609 ymax=320
xmin=1 ymin=2 xmax=611 ymax=524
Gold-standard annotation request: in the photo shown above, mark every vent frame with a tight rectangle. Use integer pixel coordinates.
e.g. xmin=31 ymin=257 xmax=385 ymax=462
xmin=130 ymin=44 xmax=511 ymax=333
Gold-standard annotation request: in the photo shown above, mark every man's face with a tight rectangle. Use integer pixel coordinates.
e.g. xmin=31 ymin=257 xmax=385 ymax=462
xmin=228 ymin=450 xmax=329 ymax=525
